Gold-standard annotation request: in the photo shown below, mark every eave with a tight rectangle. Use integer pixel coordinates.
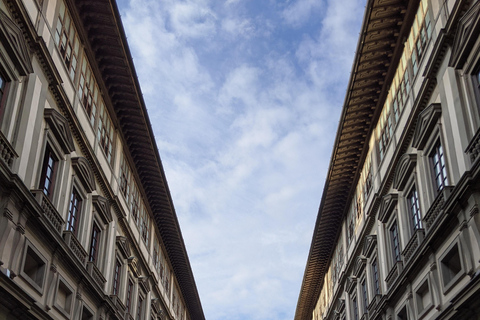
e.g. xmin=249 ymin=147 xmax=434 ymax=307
xmin=294 ymin=1 xmax=420 ymax=320
xmin=74 ymin=1 xmax=205 ymax=319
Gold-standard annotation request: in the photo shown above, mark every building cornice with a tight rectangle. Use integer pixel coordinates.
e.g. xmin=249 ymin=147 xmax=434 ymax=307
xmin=73 ymin=1 xmax=205 ymax=319
xmin=294 ymin=1 xmax=421 ymax=319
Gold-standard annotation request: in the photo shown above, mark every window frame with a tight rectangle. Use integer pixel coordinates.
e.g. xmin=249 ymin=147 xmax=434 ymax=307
xmin=39 ymin=144 xmax=60 ymax=201
xmin=438 ymin=239 xmax=466 ymax=294
xmin=406 ymin=183 xmax=422 ymax=234
xmin=112 ymin=257 xmax=122 ymax=296
xmin=65 ymin=186 xmax=83 ymax=237
xmin=53 ymin=274 xmax=76 ymax=318
xmin=88 ymin=221 xmax=101 ymax=263
xmin=20 ymin=239 xmax=48 ymax=294
xmin=414 ymin=276 xmax=434 ymax=319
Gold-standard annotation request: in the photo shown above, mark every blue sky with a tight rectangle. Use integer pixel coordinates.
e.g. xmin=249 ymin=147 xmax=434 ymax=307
xmin=118 ymin=0 xmax=366 ymax=319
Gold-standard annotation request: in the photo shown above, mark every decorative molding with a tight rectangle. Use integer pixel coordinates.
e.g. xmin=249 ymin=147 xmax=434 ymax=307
xmin=72 ymin=157 xmax=96 ymax=193
xmin=378 ymin=193 xmax=398 ymax=223
xmin=128 ymin=256 xmax=140 ymax=278
xmin=353 ymin=256 xmax=367 ymax=277
xmin=138 ymin=276 xmax=150 ymax=293
xmin=0 ymin=9 xmax=33 ymax=76
xmin=393 ymin=153 xmax=417 ymax=191
xmin=334 ymin=299 xmax=345 ymax=314
xmin=449 ymin=1 xmax=480 ymax=69
xmin=44 ymin=109 xmax=75 ymax=154
xmin=412 ymin=103 xmax=442 ymax=150
xmin=92 ymin=195 xmax=112 ymax=224
xmin=116 ymin=236 xmax=131 ymax=259
xmin=345 ymin=276 xmax=357 ymax=294
xmin=362 ymin=235 xmax=377 ymax=257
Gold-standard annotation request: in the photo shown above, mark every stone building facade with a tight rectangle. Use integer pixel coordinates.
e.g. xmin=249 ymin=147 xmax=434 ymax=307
xmin=295 ymin=0 xmax=480 ymax=320
xmin=0 ymin=0 xmax=205 ymax=319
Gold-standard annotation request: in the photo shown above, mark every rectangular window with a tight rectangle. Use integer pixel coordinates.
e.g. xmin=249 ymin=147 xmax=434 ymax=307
xmin=97 ymin=102 xmax=114 ymax=164
xmin=139 ymin=207 xmax=150 ymax=245
xmin=126 ymin=279 xmax=133 ymax=313
xmin=131 ymin=184 xmax=140 ymax=222
xmin=88 ymin=222 xmax=101 ymax=263
xmin=66 ymin=188 xmax=82 ymax=235
xmin=137 ymin=295 xmax=144 ymax=320
xmin=390 ymin=221 xmax=401 ymax=262
xmin=112 ymin=259 xmax=121 ymax=295
xmin=0 ymin=73 xmax=9 ymax=119
xmin=372 ymin=259 xmax=380 ymax=295
xmin=408 ymin=185 xmax=422 ymax=232
xmin=78 ymin=57 xmax=98 ymax=126
xmin=54 ymin=0 xmax=80 ymax=80
xmin=361 ymin=279 xmax=368 ymax=313
xmin=39 ymin=146 xmax=58 ymax=199
xmin=120 ymin=153 xmax=131 ymax=203
xmin=352 ymin=296 xmax=358 ymax=320
xmin=430 ymin=141 xmax=448 ymax=193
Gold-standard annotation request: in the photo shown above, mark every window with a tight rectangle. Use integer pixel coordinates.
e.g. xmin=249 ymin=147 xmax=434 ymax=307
xmin=361 ymin=279 xmax=368 ymax=313
xmin=78 ymin=57 xmax=98 ymax=126
xmin=352 ymin=296 xmax=359 ymax=320
xmin=397 ymin=305 xmax=409 ymax=320
xmin=0 ymin=72 xmax=9 ymax=119
xmin=80 ymin=306 xmax=94 ymax=320
xmin=21 ymin=243 xmax=47 ymax=292
xmin=347 ymin=206 xmax=356 ymax=245
xmin=137 ymin=294 xmax=144 ymax=320
xmin=372 ymin=259 xmax=380 ymax=295
xmin=407 ymin=185 xmax=422 ymax=232
xmin=415 ymin=279 xmax=432 ymax=316
xmin=112 ymin=259 xmax=121 ymax=295
xmin=39 ymin=145 xmax=58 ymax=199
xmin=97 ymin=102 xmax=114 ymax=164
xmin=88 ymin=222 xmax=101 ymax=263
xmin=126 ymin=278 xmax=134 ymax=313
xmin=119 ymin=153 xmax=131 ymax=203
xmin=54 ymin=276 xmax=75 ymax=317
xmin=139 ymin=208 xmax=150 ymax=245
xmin=390 ymin=221 xmax=401 ymax=262
xmin=440 ymin=242 xmax=464 ymax=291
xmin=131 ymin=184 xmax=140 ymax=222
xmin=66 ymin=188 xmax=82 ymax=235
xmin=430 ymin=141 xmax=448 ymax=193
xmin=54 ymin=0 xmax=80 ymax=80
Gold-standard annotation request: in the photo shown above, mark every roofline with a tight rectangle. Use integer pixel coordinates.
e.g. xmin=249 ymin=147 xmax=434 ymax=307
xmin=294 ymin=0 xmax=421 ymax=319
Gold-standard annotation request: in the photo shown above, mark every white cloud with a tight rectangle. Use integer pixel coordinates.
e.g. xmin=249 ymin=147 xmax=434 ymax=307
xmin=119 ymin=0 xmax=367 ymax=319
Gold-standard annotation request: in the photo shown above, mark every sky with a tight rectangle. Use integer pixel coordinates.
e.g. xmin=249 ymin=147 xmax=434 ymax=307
xmin=117 ymin=0 xmax=366 ymax=319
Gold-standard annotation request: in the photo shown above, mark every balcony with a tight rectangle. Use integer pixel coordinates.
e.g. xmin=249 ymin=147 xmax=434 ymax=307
xmin=0 ymin=130 xmax=17 ymax=169
xmin=87 ymin=261 xmax=106 ymax=289
xmin=423 ymin=186 xmax=453 ymax=233
xmin=63 ymin=231 xmax=88 ymax=266
xmin=402 ymin=228 xmax=425 ymax=264
xmin=385 ymin=261 xmax=403 ymax=291
xmin=31 ymin=190 xmax=64 ymax=235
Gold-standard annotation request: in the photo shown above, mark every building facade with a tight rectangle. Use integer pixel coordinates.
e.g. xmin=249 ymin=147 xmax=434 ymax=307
xmin=0 ymin=0 xmax=205 ymax=320
xmin=295 ymin=0 xmax=480 ymax=320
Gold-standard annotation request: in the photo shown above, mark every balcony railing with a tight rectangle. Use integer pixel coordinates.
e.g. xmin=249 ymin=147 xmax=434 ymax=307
xmin=31 ymin=190 xmax=64 ymax=235
xmin=385 ymin=261 xmax=403 ymax=291
xmin=466 ymin=127 xmax=480 ymax=164
xmin=423 ymin=186 xmax=452 ymax=233
xmin=0 ymin=130 xmax=17 ymax=168
xmin=402 ymin=228 xmax=425 ymax=264
xmin=63 ymin=231 xmax=87 ymax=266
xmin=87 ymin=261 xmax=106 ymax=288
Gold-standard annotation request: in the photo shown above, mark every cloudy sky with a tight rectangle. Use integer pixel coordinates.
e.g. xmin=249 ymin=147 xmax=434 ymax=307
xmin=117 ymin=0 xmax=366 ymax=319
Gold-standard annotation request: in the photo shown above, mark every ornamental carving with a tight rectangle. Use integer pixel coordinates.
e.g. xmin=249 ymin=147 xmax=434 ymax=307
xmin=378 ymin=193 xmax=398 ymax=223
xmin=92 ymin=195 xmax=112 ymax=224
xmin=116 ymin=236 xmax=131 ymax=259
xmin=362 ymin=235 xmax=377 ymax=257
xmin=0 ymin=9 xmax=33 ymax=76
xmin=353 ymin=255 xmax=367 ymax=277
xmin=393 ymin=153 xmax=417 ymax=191
xmin=449 ymin=1 xmax=480 ymax=68
xmin=412 ymin=104 xmax=442 ymax=150
xmin=44 ymin=109 xmax=75 ymax=154
xmin=72 ymin=157 xmax=96 ymax=193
